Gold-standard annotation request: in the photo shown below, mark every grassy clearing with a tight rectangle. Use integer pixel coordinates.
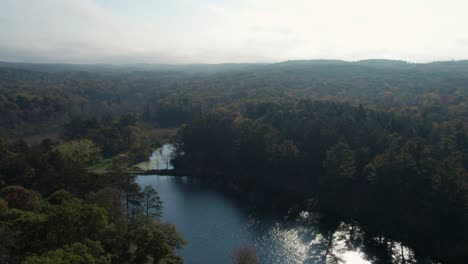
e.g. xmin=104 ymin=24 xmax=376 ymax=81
xmin=131 ymin=161 xmax=150 ymax=171
xmin=88 ymin=158 xmax=151 ymax=174
xmin=87 ymin=157 xmax=114 ymax=174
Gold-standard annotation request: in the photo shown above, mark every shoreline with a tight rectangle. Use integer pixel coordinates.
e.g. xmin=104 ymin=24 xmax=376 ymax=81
xmin=126 ymin=169 xmax=185 ymax=176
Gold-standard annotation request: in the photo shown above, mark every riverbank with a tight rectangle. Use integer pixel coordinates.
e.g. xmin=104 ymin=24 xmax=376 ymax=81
xmin=126 ymin=168 xmax=223 ymax=176
xmin=79 ymin=127 xmax=179 ymax=174
xmin=126 ymin=169 xmax=183 ymax=175
xmin=136 ymin=165 xmax=454 ymax=264
xmin=136 ymin=174 xmax=435 ymax=264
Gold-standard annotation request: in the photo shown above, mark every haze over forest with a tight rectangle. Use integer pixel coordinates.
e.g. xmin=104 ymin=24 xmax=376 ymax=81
xmin=2 ymin=0 xmax=468 ymax=64
xmin=0 ymin=1 xmax=467 ymax=264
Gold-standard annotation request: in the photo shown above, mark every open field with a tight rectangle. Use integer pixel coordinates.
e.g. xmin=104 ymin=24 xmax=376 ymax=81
xmin=86 ymin=157 xmax=114 ymax=174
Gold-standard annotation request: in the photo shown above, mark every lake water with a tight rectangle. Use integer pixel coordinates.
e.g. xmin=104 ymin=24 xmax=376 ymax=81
xmin=136 ymin=145 xmax=428 ymax=264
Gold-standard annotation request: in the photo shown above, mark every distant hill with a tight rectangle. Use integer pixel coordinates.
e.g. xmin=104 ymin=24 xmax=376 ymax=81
xmin=1 ymin=59 xmax=468 ymax=74
xmin=1 ymin=58 xmax=467 ymax=136
xmin=0 ymin=61 xmax=265 ymax=74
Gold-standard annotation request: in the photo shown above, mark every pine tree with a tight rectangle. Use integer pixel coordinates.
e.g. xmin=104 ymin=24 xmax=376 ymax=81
xmin=142 ymin=185 xmax=163 ymax=219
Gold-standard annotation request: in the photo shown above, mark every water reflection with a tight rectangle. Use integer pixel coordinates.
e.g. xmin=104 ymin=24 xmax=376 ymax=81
xmin=247 ymin=214 xmax=373 ymax=264
xmin=148 ymin=144 xmax=175 ymax=170
xmin=139 ymin=145 xmax=434 ymax=264
xmin=137 ymin=175 xmax=431 ymax=264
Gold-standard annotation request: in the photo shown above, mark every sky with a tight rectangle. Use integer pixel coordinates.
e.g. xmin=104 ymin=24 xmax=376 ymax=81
xmin=1 ymin=0 xmax=468 ymax=64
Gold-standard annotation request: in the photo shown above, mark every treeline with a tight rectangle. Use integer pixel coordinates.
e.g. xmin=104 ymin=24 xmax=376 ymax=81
xmin=1 ymin=60 xmax=468 ymax=136
xmin=0 ymin=137 xmax=185 ymax=263
xmin=63 ymin=113 xmax=155 ymax=163
xmin=173 ymin=100 xmax=468 ymax=263
xmin=1 ymin=59 xmax=468 ymax=262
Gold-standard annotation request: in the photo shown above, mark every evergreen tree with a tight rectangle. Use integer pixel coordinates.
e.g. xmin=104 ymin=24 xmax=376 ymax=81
xmin=142 ymin=185 xmax=163 ymax=219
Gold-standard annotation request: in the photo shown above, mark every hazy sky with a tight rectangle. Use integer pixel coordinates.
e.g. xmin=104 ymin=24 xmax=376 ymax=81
xmin=1 ymin=0 xmax=468 ymax=64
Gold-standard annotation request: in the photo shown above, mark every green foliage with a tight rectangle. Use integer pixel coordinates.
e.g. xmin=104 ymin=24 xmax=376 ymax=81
xmin=45 ymin=200 xmax=109 ymax=247
xmin=174 ymin=100 xmax=468 ymax=263
xmin=55 ymin=139 xmax=101 ymax=167
xmin=86 ymin=157 xmax=114 ymax=175
xmin=0 ymin=138 xmax=130 ymax=196
xmin=85 ymin=187 xmax=125 ymax=221
xmin=0 ymin=225 xmax=19 ymax=263
xmin=0 ymin=136 xmax=184 ymax=263
xmin=142 ymin=185 xmax=163 ymax=219
xmin=3 ymin=60 xmax=468 ymax=263
xmin=47 ymin=189 xmax=74 ymax=205
xmin=23 ymin=240 xmax=111 ymax=264
xmin=2 ymin=60 xmax=468 ymax=136
xmin=0 ymin=186 xmax=185 ymax=263
xmin=122 ymin=214 xmax=186 ymax=264
xmin=63 ymin=115 xmax=152 ymax=163
xmin=0 ymin=208 xmax=48 ymax=253
xmin=322 ymin=142 xmax=356 ymax=182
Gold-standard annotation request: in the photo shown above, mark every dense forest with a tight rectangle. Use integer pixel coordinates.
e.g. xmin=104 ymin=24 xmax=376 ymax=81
xmin=1 ymin=60 xmax=468 ymax=136
xmin=0 ymin=136 xmax=184 ymax=263
xmin=0 ymin=60 xmax=467 ymax=263
xmin=173 ymin=100 xmax=467 ymax=263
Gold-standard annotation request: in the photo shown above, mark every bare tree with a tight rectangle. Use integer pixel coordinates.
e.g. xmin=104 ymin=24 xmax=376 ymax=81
xmin=231 ymin=244 xmax=258 ymax=264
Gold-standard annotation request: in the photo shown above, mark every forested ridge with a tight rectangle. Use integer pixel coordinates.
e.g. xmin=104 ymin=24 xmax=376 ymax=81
xmin=1 ymin=60 xmax=468 ymax=135
xmin=0 ymin=60 xmax=467 ymax=263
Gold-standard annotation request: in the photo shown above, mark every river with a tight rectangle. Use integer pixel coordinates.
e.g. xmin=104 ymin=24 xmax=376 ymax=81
xmin=136 ymin=145 xmax=431 ymax=264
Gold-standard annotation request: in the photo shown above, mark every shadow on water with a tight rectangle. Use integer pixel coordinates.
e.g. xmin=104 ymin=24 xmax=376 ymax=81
xmin=136 ymin=145 xmax=436 ymax=263
xmin=137 ymin=175 xmax=434 ymax=264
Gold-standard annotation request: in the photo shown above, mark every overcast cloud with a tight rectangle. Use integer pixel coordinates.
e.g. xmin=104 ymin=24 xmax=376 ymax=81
xmin=1 ymin=0 xmax=468 ymax=64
